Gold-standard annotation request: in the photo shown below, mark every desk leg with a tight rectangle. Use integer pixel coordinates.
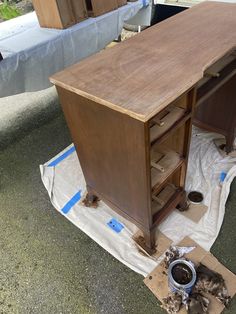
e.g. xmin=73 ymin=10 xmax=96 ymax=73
xmin=134 ymin=230 xmax=157 ymax=255
xmin=177 ymin=191 xmax=189 ymax=211
xmin=83 ymin=186 xmax=100 ymax=208
xmin=226 ymin=132 xmax=235 ymax=154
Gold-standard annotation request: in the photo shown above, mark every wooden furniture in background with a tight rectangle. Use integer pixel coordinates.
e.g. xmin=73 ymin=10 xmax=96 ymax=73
xmin=85 ymin=0 xmax=118 ymax=17
xmin=117 ymin=0 xmax=128 ymax=7
xmin=51 ymin=2 xmax=236 ymax=252
xmin=33 ymin=0 xmax=88 ymax=29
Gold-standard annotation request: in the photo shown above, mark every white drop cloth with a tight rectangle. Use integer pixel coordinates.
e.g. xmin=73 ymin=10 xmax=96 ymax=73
xmin=0 ymin=0 xmax=145 ymax=98
xmin=40 ymin=127 xmax=236 ymax=277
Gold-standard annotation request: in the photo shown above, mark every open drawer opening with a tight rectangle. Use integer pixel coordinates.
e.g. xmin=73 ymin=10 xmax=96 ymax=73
xmin=197 ymin=52 xmax=236 ymax=88
xmin=151 ymin=182 xmax=184 ymax=226
xmin=151 ymin=164 xmax=185 ymax=224
xmin=150 ymin=121 xmax=188 ymax=190
xmin=197 ymin=58 xmax=236 ymax=106
xmin=151 ymin=147 xmax=184 ymax=189
xmin=152 ymin=184 xmax=177 ymax=216
xmin=149 ymin=94 xmax=190 ymax=144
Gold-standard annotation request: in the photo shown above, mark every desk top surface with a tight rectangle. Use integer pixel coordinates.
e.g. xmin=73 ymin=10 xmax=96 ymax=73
xmin=51 ymin=1 xmax=236 ymax=122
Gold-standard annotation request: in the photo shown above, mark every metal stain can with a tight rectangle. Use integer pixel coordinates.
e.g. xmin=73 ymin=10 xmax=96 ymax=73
xmin=168 ymin=259 xmax=196 ymax=296
xmin=187 ymin=191 xmax=204 ymax=204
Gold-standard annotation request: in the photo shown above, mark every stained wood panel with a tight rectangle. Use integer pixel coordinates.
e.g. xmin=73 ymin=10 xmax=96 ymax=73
xmin=85 ymin=0 xmax=118 ymax=16
xmin=56 ymin=86 xmax=153 ymax=230
xmin=33 ymin=0 xmax=87 ymax=29
xmin=50 ymin=2 xmax=236 ymax=121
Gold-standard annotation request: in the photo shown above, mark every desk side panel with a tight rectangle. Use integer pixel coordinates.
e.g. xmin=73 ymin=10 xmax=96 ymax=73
xmin=57 ymin=87 xmax=152 ymax=230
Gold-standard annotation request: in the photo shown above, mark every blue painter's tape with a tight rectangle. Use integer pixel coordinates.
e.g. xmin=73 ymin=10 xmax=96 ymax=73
xmin=48 ymin=146 xmax=76 ymax=167
xmin=107 ymin=218 xmax=124 ymax=233
xmin=220 ymin=172 xmax=227 ymax=183
xmin=61 ymin=190 xmax=82 ymax=214
xmin=142 ymin=0 xmax=148 ymax=7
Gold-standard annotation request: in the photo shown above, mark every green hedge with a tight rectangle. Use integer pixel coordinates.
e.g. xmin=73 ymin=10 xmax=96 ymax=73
xmin=0 ymin=1 xmax=21 ymax=20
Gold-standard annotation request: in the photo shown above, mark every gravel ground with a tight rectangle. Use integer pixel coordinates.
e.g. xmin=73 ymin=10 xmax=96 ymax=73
xmin=14 ymin=0 xmax=33 ymax=15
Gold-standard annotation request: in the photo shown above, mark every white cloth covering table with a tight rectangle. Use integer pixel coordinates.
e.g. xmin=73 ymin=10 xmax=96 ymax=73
xmin=0 ymin=0 xmax=146 ymax=98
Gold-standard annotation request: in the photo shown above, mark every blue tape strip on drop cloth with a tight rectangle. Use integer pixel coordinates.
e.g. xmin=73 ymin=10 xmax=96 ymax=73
xmin=107 ymin=218 xmax=124 ymax=233
xmin=220 ymin=172 xmax=227 ymax=183
xmin=61 ymin=190 xmax=82 ymax=214
xmin=47 ymin=146 xmax=76 ymax=167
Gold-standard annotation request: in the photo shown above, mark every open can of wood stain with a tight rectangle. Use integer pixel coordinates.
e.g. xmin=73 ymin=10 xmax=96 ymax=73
xmin=187 ymin=191 xmax=204 ymax=204
xmin=168 ymin=259 xmax=196 ymax=296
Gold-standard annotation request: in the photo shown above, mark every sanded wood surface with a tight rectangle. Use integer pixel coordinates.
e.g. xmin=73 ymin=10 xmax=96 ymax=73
xmin=51 ymin=1 xmax=236 ymax=121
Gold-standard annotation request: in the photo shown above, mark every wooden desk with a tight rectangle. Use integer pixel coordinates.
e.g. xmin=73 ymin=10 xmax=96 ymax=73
xmin=51 ymin=2 xmax=236 ymax=253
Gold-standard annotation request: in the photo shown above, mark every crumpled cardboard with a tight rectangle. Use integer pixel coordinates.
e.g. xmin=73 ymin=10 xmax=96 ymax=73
xmin=144 ymin=237 xmax=236 ymax=314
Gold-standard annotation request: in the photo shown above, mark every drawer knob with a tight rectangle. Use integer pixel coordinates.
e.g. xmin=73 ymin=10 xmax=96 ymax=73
xmin=204 ymin=71 xmax=220 ymax=78
xmin=154 ymin=118 xmax=165 ymax=127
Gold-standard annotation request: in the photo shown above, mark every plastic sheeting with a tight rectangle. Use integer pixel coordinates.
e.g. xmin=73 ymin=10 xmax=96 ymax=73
xmin=0 ymin=0 xmax=145 ymax=98
xmin=40 ymin=127 xmax=236 ymax=277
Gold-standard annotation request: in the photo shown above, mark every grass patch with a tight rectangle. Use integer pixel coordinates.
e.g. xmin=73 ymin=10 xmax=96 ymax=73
xmin=0 ymin=1 xmax=21 ymax=20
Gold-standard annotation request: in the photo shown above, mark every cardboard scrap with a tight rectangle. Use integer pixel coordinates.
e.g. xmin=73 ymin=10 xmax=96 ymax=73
xmin=177 ymin=203 xmax=208 ymax=223
xmin=144 ymin=237 xmax=236 ymax=314
xmin=132 ymin=203 xmax=207 ymax=258
xmin=133 ymin=230 xmax=172 ymax=260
